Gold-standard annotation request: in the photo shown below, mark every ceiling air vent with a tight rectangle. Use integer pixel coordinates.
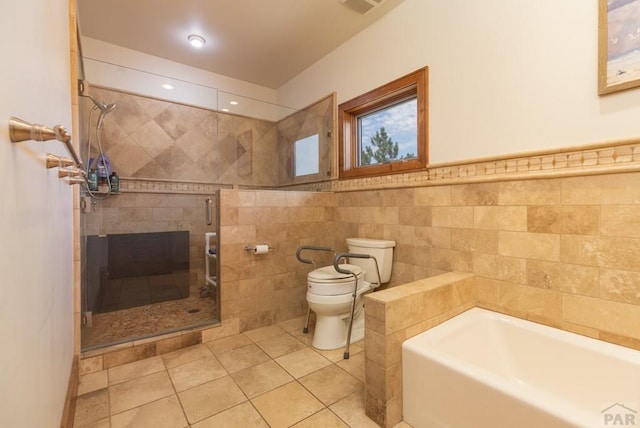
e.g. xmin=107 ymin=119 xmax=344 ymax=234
xmin=339 ymin=0 xmax=385 ymax=15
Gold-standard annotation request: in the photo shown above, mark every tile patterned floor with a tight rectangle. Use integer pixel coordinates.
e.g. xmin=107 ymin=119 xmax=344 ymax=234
xmin=74 ymin=316 xmax=412 ymax=427
xmin=82 ymin=290 xmax=217 ymax=349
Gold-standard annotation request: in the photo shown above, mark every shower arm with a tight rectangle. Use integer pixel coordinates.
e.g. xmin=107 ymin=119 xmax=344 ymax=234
xmin=9 ymin=116 xmax=85 ymax=171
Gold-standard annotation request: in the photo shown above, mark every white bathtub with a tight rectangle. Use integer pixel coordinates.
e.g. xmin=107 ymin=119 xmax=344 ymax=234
xmin=402 ymin=308 xmax=640 ymax=428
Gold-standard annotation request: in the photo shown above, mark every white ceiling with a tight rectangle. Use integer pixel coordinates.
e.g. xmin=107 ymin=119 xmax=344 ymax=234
xmin=77 ymin=0 xmax=404 ymax=89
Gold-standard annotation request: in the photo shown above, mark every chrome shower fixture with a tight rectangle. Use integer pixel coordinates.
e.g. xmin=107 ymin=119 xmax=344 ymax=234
xmin=86 ymin=95 xmax=116 ymax=129
xmin=87 ymin=95 xmax=116 ymax=114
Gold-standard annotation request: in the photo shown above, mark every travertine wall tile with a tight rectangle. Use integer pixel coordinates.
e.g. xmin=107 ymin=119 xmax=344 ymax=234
xmin=599 ymin=268 xmax=640 ymax=305
xmin=526 ymin=259 xmax=599 ymax=297
xmin=601 ymin=205 xmax=640 ymax=237
xmin=219 ymin=190 xmax=336 ymax=332
xmin=499 ymin=284 xmax=562 ymax=321
xmin=414 ymin=226 xmax=451 ymax=249
xmin=498 ymin=179 xmax=561 ymax=205
xmin=474 ymin=206 xmax=527 ymax=231
xmin=528 ymin=205 xmax=600 ymax=235
xmin=432 ymin=206 xmax=474 ymax=228
xmin=498 ymin=231 xmax=560 ymax=261
xmin=450 ymin=228 xmax=499 ymax=254
xmin=563 ymin=294 xmax=640 ymax=340
xmin=473 ymin=253 xmax=526 ymax=284
xmin=451 ymin=183 xmax=499 ymax=206
xmin=413 ymin=186 xmax=451 ymax=206
xmin=562 ymin=173 xmax=640 ymax=205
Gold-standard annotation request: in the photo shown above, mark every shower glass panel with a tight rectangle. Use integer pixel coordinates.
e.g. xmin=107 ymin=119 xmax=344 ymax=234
xmin=78 ymin=85 xmax=228 ymax=351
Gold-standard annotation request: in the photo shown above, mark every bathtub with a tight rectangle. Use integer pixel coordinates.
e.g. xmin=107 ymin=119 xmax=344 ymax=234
xmin=402 ymin=308 xmax=640 ymax=428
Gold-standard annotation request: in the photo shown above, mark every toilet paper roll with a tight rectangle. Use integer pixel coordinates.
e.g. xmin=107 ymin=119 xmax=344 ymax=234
xmin=254 ymin=244 xmax=269 ymax=254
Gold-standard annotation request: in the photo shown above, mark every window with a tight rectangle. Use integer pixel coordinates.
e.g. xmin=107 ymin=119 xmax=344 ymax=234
xmin=294 ymin=133 xmax=319 ymax=176
xmin=339 ymin=67 xmax=428 ymax=179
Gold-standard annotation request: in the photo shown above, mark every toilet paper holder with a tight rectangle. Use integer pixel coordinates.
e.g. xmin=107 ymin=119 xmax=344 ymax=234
xmin=244 ymin=244 xmax=275 ymax=252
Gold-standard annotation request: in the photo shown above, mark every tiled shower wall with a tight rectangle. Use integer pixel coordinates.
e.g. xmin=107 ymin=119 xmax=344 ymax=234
xmin=333 ymin=171 xmax=640 ymax=350
xmin=85 ymin=87 xmax=279 ymax=186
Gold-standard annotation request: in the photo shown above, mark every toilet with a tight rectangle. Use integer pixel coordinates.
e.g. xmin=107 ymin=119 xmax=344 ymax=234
xmin=306 ymin=238 xmax=396 ymax=350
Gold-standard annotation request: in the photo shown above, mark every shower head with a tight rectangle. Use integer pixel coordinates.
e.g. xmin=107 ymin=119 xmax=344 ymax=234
xmin=88 ymin=95 xmax=116 ymax=114
xmin=86 ymin=95 xmax=116 ymax=129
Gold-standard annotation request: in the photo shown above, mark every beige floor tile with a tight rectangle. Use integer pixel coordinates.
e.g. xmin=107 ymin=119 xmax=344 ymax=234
xmin=256 ymin=333 xmax=307 ymax=358
xmin=299 ymin=365 xmax=362 ymax=406
xmin=161 ymin=344 xmax=212 ymax=369
xmin=244 ymin=324 xmax=286 ymax=342
xmin=168 ymin=355 xmax=228 ymax=391
xmin=74 ymin=389 xmax=109 ymax=427
xmin=277 ymin=315 xmax=308 ymax=332
xmin=231 ymin=360 xmax=294 ymax=398
xmin=336 ymin=351 xmax=365 ymax=382
xmin=78 ymin=370 xmax=108 ymax=395
xmin=108 ymin=355 xmax=165 ymax=385
xmin=109 ymin=371 xmax=175 ymax=415
xmin=292 ymin=408 xmax=349 ymax=427
xmin=329 ymin=387 xmax=379 ymax=428
xmin=393 ymin=421 xmax=414 ymax=428
xmin=110 ymin=395 xmax=188 ymax=428
xmin=290 ymin=328 xmax=315 ymax=346
xmin=216 ymin=343 xmax=271 ymax=373
xmin=75 ymin=418 xmax=110 ymax=428
xmin=205 ymin=333 xmax=252 ymax=355
xmin=274 ymin=347 xmax=332 ymax=379
xmin=251 ymin=381 xmax=325 ymax=428
xmin=191 ymin=402 xmax=269 ymax=428
xmin=316 ymin=342 xmax=363 ymax=362
xmin=178 ymin=375 xmax=247 ymax=424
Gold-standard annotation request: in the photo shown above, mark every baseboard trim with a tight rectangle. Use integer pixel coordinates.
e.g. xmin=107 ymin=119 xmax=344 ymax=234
xmin=60 ymin=355 xmax=79 ymax=428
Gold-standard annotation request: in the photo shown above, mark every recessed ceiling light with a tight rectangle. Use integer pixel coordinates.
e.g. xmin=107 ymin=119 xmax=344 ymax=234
xmin=229 ymin=100 xmax=239 ymax=105
xmin=188 ymin=34 xmax=205 ymax=48
xmin=221 ymin=108 xmax=230 ymax=112
xmin=162 ymin=84 xmax=174 ymax=90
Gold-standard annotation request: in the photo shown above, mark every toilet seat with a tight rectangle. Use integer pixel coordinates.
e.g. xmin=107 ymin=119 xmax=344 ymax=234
xmin=306 ymin=282 xmax=372 ymax=304
xmin=307 ymin=264 xmax=364 ymax=296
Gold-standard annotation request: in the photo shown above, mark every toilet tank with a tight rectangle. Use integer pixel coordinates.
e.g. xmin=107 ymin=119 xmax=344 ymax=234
xmin=346 ymin=238 xmax=396 ymax=285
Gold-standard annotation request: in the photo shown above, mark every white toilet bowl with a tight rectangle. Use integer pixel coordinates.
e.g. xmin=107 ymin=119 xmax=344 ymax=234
xmin=306 ymin=284 xmax=372 ymax=350
xmin=306 ymin=263 xmax=371 ymax=350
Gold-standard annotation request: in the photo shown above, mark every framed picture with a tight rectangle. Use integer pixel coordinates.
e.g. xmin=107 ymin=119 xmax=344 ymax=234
xmin=598 ymin=0 xmax=640 ymax=95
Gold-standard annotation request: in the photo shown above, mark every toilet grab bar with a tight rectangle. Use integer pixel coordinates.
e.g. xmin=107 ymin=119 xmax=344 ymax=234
xmin=296 ymin=245 xmax=335 ymax=334
xmin=296 ymin=245 xmax=334 ymax=268
xmin=333 ymin=252 xmax=381 ymax=360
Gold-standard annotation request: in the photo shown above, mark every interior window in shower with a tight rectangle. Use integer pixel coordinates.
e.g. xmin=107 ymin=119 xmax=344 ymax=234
xmin=294 ymin=133 xmax=320 ymax=176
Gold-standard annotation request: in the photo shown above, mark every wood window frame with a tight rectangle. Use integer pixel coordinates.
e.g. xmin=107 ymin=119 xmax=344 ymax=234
xmin=338 ymin=67 xmax=428 ymax=179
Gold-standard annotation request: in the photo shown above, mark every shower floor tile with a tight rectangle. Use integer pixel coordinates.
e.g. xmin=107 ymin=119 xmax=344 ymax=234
xmin=75 ymin=322 xmax=407 ymax=427
xmin=82 ymin=291 xmax=217 ymax=349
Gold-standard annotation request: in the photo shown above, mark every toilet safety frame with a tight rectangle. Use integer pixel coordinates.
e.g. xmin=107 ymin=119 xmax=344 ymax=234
xmin=296 ymin=245 xmax=381 ymax=360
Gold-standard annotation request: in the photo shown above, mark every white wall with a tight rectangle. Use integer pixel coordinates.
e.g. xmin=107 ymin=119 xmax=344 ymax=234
xmin=0 ymin=0 xmax=74 ymax=426
xmin=278 ymin=0 xmax=640 ymax=164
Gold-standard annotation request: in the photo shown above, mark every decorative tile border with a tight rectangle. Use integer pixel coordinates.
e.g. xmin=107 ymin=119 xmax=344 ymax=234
xmin=333 ymin=137 xmax=640 ymax=191
xmin=118 ymin=178 xmax=231 ymax=195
